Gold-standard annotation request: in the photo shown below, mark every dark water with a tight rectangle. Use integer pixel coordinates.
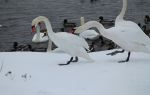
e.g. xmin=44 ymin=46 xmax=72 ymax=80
xmin=0 ymin=0 xmax=150 ymax=51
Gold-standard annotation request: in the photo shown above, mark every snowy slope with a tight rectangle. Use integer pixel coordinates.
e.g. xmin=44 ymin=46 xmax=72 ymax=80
xmin=0 ymin=49 xmax=150 ymax=95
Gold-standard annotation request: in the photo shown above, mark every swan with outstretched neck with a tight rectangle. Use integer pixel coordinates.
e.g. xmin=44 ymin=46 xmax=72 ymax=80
xmin=32 ymin=16 xmax=93 ymax=65
xmin=75 ymin=17 xmax=99 ymax=39
xmin=75 ymin=0 xmax=150 ymax=63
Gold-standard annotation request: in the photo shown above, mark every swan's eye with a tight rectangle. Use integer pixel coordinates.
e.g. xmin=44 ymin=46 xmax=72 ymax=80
xmin=31 ymin=26 xmax=36 ymax=32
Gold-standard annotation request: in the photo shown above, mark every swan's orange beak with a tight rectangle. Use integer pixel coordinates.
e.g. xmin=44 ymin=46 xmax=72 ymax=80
xmin=31 ymin=26 xmax=36 ymax=32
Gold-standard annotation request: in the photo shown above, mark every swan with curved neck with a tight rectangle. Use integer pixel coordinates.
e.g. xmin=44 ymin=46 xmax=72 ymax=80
xmin=75 ymin=0 xmax=150 ymax=63
xmin=79 ymin=30 xmax=99 ymax=40
xmin=32 ymin=17 xmax=98 ymax=52
xmin=32 ymin=16 xmax=93 ymax=65
xmin=79 ymin=17 xmax=99 ymax=39
xmin=74 ymin=17 xmax=100 ymax=39
xmin=75 ymin=21 xmax=110 ymax=39
xmin=75 ymin=18 xmax=150 ymax=63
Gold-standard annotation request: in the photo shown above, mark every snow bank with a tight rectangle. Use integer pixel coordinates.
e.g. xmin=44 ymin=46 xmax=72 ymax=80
xmin=0 ymin=50 xmax=150 ymax=95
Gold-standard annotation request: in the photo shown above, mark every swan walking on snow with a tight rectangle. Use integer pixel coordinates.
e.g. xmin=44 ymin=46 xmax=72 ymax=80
xmin=75 ymin=0 xmax=150 ymax=63
xmin=106 ymin=0 xmax=150 ymax=62
xmin=106 ymin=0 xmax=128 ymax=57
xmin=32 ymin=17 xmax=99 ymax=52
xmin=75 ymin=13 xmax=150 ymax=63
xmin=31 ymin=16 xmax=93 ymax=65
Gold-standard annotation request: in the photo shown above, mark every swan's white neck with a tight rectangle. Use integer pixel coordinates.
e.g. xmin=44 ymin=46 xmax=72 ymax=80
xmin=40 ymin=18 xmax=55 ymax=52
xmin=115 ymin=0 xmax=127 ymax=22
xmin=93 ymin=22 xmax=108 ymax=38
xmin=79 ymin=21 xmax=107 ymax=37
xmin=36 ymin=25 xmax=41 ymax=41
xmin=42 ymin=18 xmax=55 ymax=38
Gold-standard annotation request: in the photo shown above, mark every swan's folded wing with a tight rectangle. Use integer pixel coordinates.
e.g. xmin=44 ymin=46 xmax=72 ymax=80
xmin=116 ymin=21 xmax=139 ymax=28
xmin=55 ymin=32 xmax=89 ymax=50
xmin=114 ymin=26 xmax=150 ymax=45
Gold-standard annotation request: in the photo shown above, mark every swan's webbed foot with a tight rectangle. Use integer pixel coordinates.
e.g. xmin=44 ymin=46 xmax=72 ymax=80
xmin=72 ymin=57 xmax=78 ymax=62
xmin=118 ymin=52 xmax=131 ymax=63
xmin=59 ymin=57 xmax=78 ymax=66
xmin=118 ymin=60 xmax=129 ymax=63
xmin=106 ymin=49 xmax=125 ymax=56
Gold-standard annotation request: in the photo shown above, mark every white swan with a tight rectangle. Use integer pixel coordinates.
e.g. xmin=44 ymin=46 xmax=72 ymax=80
xmin=106 ymin=0 xmax=150 ymax=62
xmin=32 ymin=17 xmax=99 ymax=52
xmin=75 ymin=19 xmax=150 ymax=63
xmin=106 ymin=0 xmax=128 ymax=57
xmin=31 ymin=16 xmax=93 ymax=65
xmin=76 ymin=0 xmax=150 ymax=63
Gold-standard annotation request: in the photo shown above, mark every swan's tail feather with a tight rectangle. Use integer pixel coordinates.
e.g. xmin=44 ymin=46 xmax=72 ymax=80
xmin=77 ymin=47 xmax=94 ymax=62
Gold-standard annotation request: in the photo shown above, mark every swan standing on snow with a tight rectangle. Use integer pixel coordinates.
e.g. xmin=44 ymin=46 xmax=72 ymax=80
xmin=106 ymin=0 xmax=128 ymax=57
xmin=32 ymin=17 xmax=99 ymax=52
xmin=31 ymin=16 xmax=93 ymax=65
xmin=75 ymin=0 xmax=150 ymax=63
xmin=107 ymin=0 xmax=150 ymax=62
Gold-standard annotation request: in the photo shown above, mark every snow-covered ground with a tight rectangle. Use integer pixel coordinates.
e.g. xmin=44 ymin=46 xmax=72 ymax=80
xmin=0 ymin=49 xmax=150 ymax=95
